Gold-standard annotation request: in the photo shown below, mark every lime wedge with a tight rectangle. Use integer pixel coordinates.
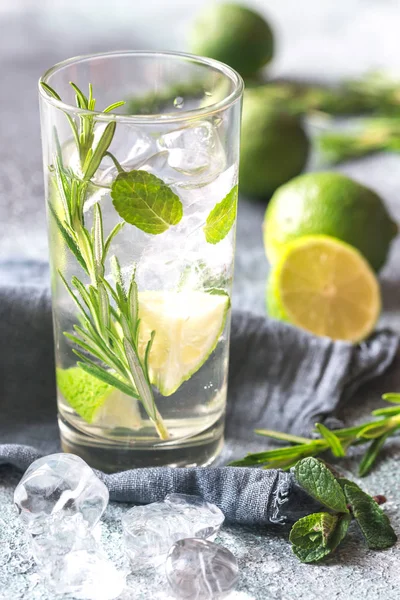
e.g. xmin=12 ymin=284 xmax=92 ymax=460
xmin=56 ymin=367 xmax=141 ymax=428
xmin=138 ymin=291 xmax=230 ymax=396
xmin=267 ymin=235 xmax=381 ymax=342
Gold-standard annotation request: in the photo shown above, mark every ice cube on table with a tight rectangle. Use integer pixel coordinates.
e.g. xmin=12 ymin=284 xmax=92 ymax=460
xmin=29 ymin=512 xmax=97 ymax=566
xmin=122 ymin=502 xmax=193 ymax=570
xmin=44 ymin=547 xmax=126 ymax=600
xmin=165 ymin=538 xmax=239 ymax=600
xmin=164 ymin=494 xmax=225 ymax=540
xmin=158 ymin=121 xmax=226 ymax=188
xmin=14 ymin=453 xmax=109 ymax=534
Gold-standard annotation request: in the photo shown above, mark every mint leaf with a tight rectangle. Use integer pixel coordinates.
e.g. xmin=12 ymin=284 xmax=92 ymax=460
xmin=294 ymin=458 xmax=349 ymax=514
xmin=327 ymin=513 xmax=351 ymax=552
xmin=292 ymin=543 xmax=332 ymax=563
xmin=290 ymin=512 xmax=351 ymax=563
xmin=290 ymin=513 xmax=338 ymax=549
xmin=340 ymin=479 xmax=397 ymax=549
xmin=203 ymin=185 xmax=238 ymax=244
xmin=290 ymin=513 xmax=336 ymax=563
xmin=111 ymin=170 xmax=183 ymax=234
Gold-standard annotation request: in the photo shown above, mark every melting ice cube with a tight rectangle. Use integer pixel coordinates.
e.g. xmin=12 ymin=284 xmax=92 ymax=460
xmin=14 ymin=453 xmax=109 ymax=535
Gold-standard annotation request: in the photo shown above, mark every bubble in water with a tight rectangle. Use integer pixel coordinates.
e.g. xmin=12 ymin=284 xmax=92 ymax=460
xmin=174 ymin=96 xmax=185 ymax=109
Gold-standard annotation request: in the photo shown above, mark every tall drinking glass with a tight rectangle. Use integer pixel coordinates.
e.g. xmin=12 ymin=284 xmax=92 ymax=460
xmin=39 ymin=51 xmax=243 ymax=471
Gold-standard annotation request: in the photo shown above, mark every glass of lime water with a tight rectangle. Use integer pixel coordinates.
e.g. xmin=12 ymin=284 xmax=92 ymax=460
xmin=39 ymin=51 xmax=243 ymax=471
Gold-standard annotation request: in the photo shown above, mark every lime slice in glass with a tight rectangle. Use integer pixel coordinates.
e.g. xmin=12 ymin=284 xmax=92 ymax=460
xmin=138 ymin=291 xmax=230 ymax=396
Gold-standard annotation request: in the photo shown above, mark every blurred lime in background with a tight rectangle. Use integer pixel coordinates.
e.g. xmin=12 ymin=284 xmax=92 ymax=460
xmin=264 ymin=172 xmax=397 ymax=272
xmin=190 ymin=3 xmax=274 ymax=78
xmin=239 ymin=88 xmax=310 ymax=198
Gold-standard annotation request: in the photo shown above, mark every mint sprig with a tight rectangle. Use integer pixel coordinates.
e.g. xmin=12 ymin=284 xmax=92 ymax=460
xmin=203 ymin=185 xmax=238 ymax=244
xmin=289 ymin=458 xmax=397 ymax=563
xmin=111 ymin=170 xmax=183 ymax=234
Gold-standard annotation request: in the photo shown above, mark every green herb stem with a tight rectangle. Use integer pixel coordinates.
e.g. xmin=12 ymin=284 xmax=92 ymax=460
xmin=231 ymin=393 xmax=400 ymax=476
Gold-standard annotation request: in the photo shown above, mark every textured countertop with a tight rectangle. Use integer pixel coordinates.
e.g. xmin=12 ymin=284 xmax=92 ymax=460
xmin=1 ymin=1 xmax=400 ymax=598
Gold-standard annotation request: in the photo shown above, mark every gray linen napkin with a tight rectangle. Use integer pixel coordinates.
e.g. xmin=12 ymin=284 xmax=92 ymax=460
xmin=0 ymin=267 xmax=398 ymax=526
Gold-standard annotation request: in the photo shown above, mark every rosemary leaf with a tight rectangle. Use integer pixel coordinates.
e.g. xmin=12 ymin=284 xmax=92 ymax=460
xmin=41 ymin=82 xmax=80 ymax=151
xmin=70 ymin=82 xmax=89 ymax=109
xmin=58 ymin=271 xmax=89 ymax=318
xmin=48 ymin=204 xmax=88 ymax=273
xmin=123 ymin=337 xmax=156 ymax=421
xmin=41 ymin=82 xmax=62 ymax=101
xmin=53 ymin=157 xmax=72 ymax=225
xmin=93 ymin=204 xmax=104 ymax=278
xmin=64 ymin=332 xmax=107 ymax=363
xmin=128 ymin=269 xmax=139 ymax=329
xmin=97 ymin=282 xmax=110 ymax=334
xmin=103 ymin=222 xmax=125 ymax=261
xmin=358 ymin=432 xmax=393 ymax=477
xmin=84 ymin=121 xmax=116 ymax=181
xmin=103 ymin=100 xmax=126 ymax=113
xmin=315 ymin=423 xmax=345 ymax=458
xmin=111 ymin=256 xmax=126 ymax=296
xmin=119 ymin=313 xmax=133 ymax=343
xmin=144 ymin=331 xmax=156 ymax=381
xmin=254 ymin=429 xmax=312 ymax=445
xmin=371 ymin=406 xmax=400 ymax=417
xmin=76 ymin=361 xmax=139 ymax=399
xmin=382 ymin=393 xmax=400 ymax=404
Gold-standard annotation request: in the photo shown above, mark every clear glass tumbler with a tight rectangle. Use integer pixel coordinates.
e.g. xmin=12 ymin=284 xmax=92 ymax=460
xmin=39 ymin=51 xmax=243 ymax=471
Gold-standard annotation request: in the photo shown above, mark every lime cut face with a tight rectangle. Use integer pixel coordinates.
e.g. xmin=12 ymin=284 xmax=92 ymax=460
xmin=267 ymin=235 xmax=381 ymax=342
xmin=138 ymin=291 xmax=230 ymax=396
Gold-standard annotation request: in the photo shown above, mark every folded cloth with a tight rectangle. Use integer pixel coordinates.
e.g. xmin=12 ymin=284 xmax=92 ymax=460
xmin=0 ymin=272 xmax=398 ymax=526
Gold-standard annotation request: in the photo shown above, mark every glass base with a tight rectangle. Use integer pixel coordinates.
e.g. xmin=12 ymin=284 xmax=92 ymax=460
xmin=59 ymin=413 xmax=225 ymax=472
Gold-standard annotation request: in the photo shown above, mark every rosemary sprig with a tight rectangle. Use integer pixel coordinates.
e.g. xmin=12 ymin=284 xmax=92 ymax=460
xmin=230 ymin=392 xmax=400 ymax=476
xmin=318 ymin=117 xmax=400 ymax=164
xmin=41 ymin=81 xmax=169 ymax=440
xmin=248 ymin=71 xmax=400 ymax=117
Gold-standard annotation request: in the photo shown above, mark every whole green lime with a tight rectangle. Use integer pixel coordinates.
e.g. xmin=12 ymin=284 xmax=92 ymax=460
xmin=240 ymin=89 xmax=310 ymax=198
xmin=190 ymin=3 xmax=274 ymax=78
xmin=264 ymin=172 xmax=398 ymax=272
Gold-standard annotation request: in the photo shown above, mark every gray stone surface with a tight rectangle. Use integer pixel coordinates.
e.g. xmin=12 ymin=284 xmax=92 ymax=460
xmin=1 ymin=1 xmax=400 ymax=598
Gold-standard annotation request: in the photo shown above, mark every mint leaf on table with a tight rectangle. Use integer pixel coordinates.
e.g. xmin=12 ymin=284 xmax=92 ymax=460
xmin=290 ymin=513 xmax=337 ymax=563
xmin=111 ymin=170 xmax=183 ymax=234
xmin=203 ymin=185 xmax=238 ymax=244
xmin=290 ymin=512 xmax=338 ymax=548
xmin=294 ymin=457 xmax=349 ymax=514
xmin=290 ymin=511 xmax=352 ymax=563
xmin=340 ymin=479 xmax=397 ymax=549
xmin=327 ymin=513 xmax=352 ymax=552
xmin=291 ymin=541 xmax=332 ymax=564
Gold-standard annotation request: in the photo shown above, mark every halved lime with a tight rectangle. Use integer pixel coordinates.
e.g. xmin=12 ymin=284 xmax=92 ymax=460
xmin=138 ymin=291 xmax=230 ymax=396
xmin=267 ymin=235 xmax=381 ymax=342
xmin=56 ymin=367 xmax=141 ymax=428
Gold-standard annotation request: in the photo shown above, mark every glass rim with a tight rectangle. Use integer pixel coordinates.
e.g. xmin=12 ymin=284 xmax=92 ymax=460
xmin=38 ymin=50 xmax=244 ymax=123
